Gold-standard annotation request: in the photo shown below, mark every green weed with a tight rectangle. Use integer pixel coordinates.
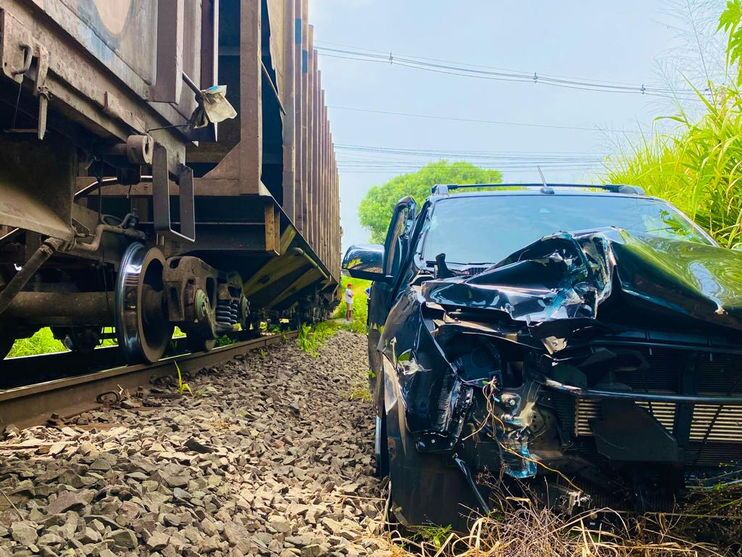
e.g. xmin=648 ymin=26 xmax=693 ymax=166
xmin=214 ymin=335 xmax=232 ymax=348
xmin=297 ymin=322 xmax=337 ymax=356
xmin=8 ymin=328 xmax=65 ymax=358
xmin=348 ymin=385 xmax=372 ymax=402
xmin=174 ymin=362 xmax=193 ymax=396
xmin=412 ymin=525 xmax=453 ymax=550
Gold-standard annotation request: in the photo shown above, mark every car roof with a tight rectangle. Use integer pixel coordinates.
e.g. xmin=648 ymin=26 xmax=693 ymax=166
xmin=429 ymin=183 xmax=648 ymax=199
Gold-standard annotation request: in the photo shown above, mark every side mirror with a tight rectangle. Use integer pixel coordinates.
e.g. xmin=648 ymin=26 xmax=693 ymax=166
xmin=342 ymin=244 xmax=386 ymax=281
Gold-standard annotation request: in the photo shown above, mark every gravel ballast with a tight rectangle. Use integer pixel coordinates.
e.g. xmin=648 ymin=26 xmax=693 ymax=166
xmin=0 ymin=331 xmax=388 ymax=556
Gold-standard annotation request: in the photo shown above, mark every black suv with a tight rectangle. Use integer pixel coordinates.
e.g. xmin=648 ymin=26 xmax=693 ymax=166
xmin=342 ymin=184 xmax=742 ymax=528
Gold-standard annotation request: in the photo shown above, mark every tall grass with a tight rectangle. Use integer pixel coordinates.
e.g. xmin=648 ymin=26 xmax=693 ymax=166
xmin=606 ymin=2 xmax=742 ymax=249
xmin=606 ymin=90 xmax=742 ymax=248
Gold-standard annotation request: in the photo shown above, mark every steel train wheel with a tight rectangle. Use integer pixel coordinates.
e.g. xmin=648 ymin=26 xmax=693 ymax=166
xmin=184 ymin=286 xmax=217 ymax=353
xmin=115 ymin=243 xmax=173 ymax=363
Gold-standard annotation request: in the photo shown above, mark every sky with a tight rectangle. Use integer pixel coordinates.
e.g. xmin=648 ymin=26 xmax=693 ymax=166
xmin=308 ymin=1 xmax=726 ymax=250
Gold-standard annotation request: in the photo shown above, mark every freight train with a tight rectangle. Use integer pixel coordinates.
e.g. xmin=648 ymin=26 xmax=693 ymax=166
xmin=0 ymin=0 xmax=340 ymax=363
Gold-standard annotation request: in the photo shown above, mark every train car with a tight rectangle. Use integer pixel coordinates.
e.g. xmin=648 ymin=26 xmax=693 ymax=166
xmin=0 ymin=0 xmax=340 ymax=363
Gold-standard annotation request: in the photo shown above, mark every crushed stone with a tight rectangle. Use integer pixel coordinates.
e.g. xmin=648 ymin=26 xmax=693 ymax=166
xmin=0 ymin=331 xmax=390 ymax=556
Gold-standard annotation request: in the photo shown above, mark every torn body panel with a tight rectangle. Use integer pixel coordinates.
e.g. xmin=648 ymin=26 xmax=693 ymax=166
xmin=376 ymin=229 xmax=742 ymax=522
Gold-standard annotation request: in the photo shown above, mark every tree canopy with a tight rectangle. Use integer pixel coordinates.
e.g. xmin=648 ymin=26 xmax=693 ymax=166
xmin=358 ymin=160 xmax=503 ymax=243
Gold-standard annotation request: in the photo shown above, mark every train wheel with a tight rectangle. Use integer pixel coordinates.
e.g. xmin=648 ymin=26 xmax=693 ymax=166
xmin=184 ymin=287 xmax=217 ymax=353
xmin=115 ymin=243 xmax=173 ymax=363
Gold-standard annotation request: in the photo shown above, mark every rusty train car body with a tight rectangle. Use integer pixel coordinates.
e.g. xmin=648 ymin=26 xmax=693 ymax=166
xmin=0 ymin=0 xmax=340 ymax=362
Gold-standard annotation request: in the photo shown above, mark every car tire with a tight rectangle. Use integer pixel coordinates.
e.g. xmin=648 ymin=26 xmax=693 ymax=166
xmin=385 ymin=390 xmax=478 ymax=530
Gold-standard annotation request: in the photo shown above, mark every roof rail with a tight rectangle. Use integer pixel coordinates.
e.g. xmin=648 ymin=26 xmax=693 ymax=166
xmin=430 ymin=183 xmax=646 ymax=195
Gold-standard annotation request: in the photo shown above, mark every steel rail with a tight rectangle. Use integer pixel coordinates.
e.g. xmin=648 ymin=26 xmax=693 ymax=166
xmin=0 ymin=332 xmax=297 ymax=429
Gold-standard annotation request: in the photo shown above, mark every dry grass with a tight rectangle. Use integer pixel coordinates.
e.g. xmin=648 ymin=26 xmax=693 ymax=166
xmin=377 ymin=482 xmax=742 ymax=557
xmin=373 ymin=378 xmax=741 ymax=556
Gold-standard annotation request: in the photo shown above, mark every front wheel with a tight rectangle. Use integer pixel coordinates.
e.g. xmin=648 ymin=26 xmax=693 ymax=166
xmin=384 ymin=380 xmax=478 ymax=529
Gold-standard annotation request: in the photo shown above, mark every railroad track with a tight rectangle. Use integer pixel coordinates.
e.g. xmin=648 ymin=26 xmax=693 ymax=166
xmin=0 ymin=331 xmax=297 ymax=429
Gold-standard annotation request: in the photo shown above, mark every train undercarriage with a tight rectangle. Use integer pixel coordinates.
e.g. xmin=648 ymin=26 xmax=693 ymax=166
xmin=0 ymin=0 xmax=340 ymax=363
xmin=0 ymin=177 xmax=338 ymax=364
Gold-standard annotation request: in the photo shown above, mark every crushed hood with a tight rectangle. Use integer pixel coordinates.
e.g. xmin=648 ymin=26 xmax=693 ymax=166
xmin=422 ymin=229 xmax=742 ymax=333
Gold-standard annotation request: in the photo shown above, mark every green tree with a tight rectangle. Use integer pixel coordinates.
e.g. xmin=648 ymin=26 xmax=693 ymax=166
xmin=358 ymin=160 xmax=503 ymax=243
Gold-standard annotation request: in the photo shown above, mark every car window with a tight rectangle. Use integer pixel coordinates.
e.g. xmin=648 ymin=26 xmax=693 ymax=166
xmin=421 ymin=195 xmax=713 ymax=266
xmin=385 ymin=206 xmax=412 ymax=276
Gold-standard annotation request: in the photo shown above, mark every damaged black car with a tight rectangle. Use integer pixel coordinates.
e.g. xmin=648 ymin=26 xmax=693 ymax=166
xmin=342 ymin=183 xmax=742 ymax=529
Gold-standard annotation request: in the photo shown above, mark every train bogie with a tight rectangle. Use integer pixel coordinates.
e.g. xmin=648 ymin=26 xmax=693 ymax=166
xmin=0 ymin=0 xmax=339 ymax=363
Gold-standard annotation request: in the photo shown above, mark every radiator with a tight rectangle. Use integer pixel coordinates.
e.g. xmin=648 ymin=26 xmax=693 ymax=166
xmin=574 ymin=400 xmax=742 ymax=443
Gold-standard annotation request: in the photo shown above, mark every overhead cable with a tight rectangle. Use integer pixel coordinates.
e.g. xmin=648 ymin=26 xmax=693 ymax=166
xmin=328 ymin=105 xmax=640 ymax=134
xmin=316 ymin=45 xmax=702 ymax=101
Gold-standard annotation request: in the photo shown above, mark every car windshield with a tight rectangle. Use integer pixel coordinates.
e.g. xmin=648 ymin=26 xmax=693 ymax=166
xmin=420 ymin=194 xmax=713 ymax=265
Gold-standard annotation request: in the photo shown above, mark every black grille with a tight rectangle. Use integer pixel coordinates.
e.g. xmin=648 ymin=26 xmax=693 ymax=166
xmin=564 ymin=347 xmax=742 ymax=466
xmin=697 ymin=355 xmax=742 ymax=392
xmin=610 ymin=349 xmax=742 ymax=395
xmin=686 ymin=442 xmax=742 ymax=467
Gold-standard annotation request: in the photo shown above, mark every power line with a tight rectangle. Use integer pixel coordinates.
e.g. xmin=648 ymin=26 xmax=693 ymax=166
xmin=334 ymin=143 xmax=607 ymax=160
xmin=340 ymin=167 xmax=603 ymax=174
xmin=316 ymin=40 xmax=665 ymax=88
xmin=337 ymin=160 xmax=604 ymax=168
xmin=328 ymin=105 xmax=640 ymax=134
xmin=316 ymin=44 xmax=702 ymax=101
xmin=338 ymin=159 xmax=603 ymax=168
xmin=337 ymin=161 xmax=603 ymax=168
xmin=336 ymin=157 xmax=605 ymax=173
xmin=317 ymin=44 xmax=698 ymax=97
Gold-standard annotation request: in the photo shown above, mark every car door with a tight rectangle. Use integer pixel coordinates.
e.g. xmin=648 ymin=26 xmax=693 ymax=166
xmin=367 ymin=197 xmax=417 ymax=378
xmin=370 ymin=197 xmax=417 ymax=318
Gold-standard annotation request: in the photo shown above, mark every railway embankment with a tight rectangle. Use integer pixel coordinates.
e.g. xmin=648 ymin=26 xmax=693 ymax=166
xmin=0 ymin=332 xmax=387 ymax=557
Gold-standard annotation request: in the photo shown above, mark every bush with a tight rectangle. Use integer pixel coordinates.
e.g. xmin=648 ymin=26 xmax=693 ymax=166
xmin=8 ymin=328 xmax=65 ymax=358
